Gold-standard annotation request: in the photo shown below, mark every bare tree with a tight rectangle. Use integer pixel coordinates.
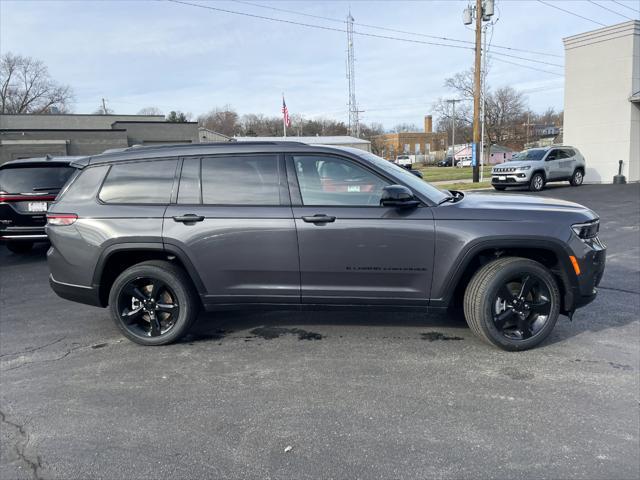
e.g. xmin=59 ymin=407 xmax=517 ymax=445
xmin=0 ymin=52 xmax=73 ymax=114
xmin=137 ymin=106 xmax=164 ymax=116
xmin=392 ymin=123 xmax=420 ymax=133
xmin=198 ymin=106 xmax=241 ymax=136
xmin=484 ymin=86 xmax=526 ymax=146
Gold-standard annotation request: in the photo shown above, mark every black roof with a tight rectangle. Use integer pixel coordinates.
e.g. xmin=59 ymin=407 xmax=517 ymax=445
xmin=0 ymin=155 xmax=79 ymax=168
xmin=72 ymin=141 xmax=343 ymax=167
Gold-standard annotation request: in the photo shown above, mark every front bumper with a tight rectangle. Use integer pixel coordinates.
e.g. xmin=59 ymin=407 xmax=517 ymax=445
xmin=491 ymin=174 xmax=530 ymax=186
xmin=563 ymin=236 xmax=606 ymax=312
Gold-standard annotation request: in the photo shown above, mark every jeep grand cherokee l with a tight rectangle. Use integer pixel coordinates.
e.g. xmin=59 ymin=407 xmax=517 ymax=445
xmin=46 ymin=142 xmax=606 ymax=351
xmin=0 ymin=156 xmax=76 ymax=253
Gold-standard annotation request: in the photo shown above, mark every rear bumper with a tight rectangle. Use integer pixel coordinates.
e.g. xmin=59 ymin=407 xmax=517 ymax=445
xmin=49 ymin=274 xmax=103 ymax=308
xmin=0 ymin=227 xmax=48 ymax=242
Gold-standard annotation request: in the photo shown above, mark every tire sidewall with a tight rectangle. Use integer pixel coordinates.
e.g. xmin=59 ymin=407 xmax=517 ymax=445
xmin=478 ymin=261 xmax=560 ymax=351
xmin=108 ymin=264 xmax=196 ymax=346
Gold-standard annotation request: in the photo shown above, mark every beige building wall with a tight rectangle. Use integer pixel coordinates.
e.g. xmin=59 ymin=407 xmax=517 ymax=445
xmin=563 ymin=21 xmax=640 ymax=183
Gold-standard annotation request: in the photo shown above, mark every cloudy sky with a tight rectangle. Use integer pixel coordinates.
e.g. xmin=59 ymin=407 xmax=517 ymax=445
xmin=1 ymin=0 xmax=638 ymax=128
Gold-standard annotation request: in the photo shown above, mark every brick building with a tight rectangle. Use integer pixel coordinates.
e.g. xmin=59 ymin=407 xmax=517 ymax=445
xmin=373 ymin=115 xmax=448 ymax=161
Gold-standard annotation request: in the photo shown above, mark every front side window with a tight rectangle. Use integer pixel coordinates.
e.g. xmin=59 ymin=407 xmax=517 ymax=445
xmin=99 ymin=159 xmax=178 ymax=204
xmin=201 ymin=154 xmax=280 ymax=205
xmin=293 ymin=155 xmax=388 ymax=206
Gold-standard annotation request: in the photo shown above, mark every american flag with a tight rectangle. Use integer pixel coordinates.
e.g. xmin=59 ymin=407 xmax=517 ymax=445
xmin=282 ymin=96 xmax=291 ymax=128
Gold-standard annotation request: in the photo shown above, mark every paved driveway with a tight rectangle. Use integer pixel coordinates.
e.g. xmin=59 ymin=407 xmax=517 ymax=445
xmin=1 ymin=184 xmax=638 ymax=479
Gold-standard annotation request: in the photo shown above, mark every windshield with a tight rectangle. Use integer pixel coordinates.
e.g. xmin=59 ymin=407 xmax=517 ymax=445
xmin=337 ymin=147 xmax=450 ymax=204
xmin=510 ymin=149 xmax=546 ymax=161
xmin=0 ymin=164 xmax=75 ymax=193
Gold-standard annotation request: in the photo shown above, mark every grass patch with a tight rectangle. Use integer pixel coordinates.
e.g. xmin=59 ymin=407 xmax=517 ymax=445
xmin=416 ymin=165 xmax=493 ymax=182
xmin=436 ymin=181 xmax=492 ymax=191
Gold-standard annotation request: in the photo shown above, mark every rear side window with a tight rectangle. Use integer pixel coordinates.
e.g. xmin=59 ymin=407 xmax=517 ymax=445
xmin=201 ymin=155 xmax=280 ymax=205
xmin=0 ymin=164 xmax=75 ymax=194
xmin=57 ymin=166 xmax=108 ymax=203
xmin=99 ymin=159 xmax=178 ymax=204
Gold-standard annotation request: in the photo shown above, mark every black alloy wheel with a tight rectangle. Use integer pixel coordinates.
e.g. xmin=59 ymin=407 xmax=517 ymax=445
xmin=117 ymin=277 xmax=180 ymax=338
xmin=492 ymin=273 xmax=552 ymax=340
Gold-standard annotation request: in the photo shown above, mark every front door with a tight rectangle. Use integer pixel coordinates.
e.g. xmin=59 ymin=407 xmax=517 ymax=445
xmin=163 ymin=154 xmax=300 ymax=305
xmin=544 ymin=149 xmax=562 ymax=180
xmin=287 ymin=154 xmax=435 ymax=306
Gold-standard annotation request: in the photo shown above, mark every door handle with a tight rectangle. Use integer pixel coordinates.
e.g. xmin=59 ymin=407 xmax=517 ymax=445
xmin=302 ymin=214 xmax=336 ymax=224
xmin=172 ymin=214 xmax=205 ymax=223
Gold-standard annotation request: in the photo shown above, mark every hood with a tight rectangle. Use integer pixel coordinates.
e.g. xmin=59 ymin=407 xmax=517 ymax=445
xmin=441 ymin=192 xmax=598 ymax=224
xmin=492 ymin=161 xmax=541 ymax=169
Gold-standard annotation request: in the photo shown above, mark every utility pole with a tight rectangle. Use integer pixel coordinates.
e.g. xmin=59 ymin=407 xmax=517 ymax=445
xmin=101 ymin=98 xmax=108 ymax=115
xmin=446 ymin=99 xmax=462 ymax=165
xmin=346 ymin=11 xmax=361 ymax=137
xmin=464 ymin=0 xmax=493 ymax=182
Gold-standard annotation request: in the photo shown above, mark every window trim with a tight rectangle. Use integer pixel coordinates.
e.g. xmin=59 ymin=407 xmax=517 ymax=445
xmin=96 ymin=157 xmax=180 ymax=206
xmin=286 ymin=152 xmax=397 ymax=208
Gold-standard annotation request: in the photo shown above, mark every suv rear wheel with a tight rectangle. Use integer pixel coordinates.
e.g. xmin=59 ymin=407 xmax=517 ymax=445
xmin=529 ymin=173 xmax=545 ymax=192
xmin=108 ymin=260 xmax=199 ymax=346
xmin=570 ymin=169 xmax=584 ymax=186
xmin=463 ymin=257 xmax=560 ymax=351
xmin=6 ymin=242 xmax=33 ymax=254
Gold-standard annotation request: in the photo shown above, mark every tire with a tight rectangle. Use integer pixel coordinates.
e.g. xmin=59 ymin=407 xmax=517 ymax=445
xmin=6 ymin=242 xmax=33 ymax=254
xmin=463 ymin=257 xmax=561 ymax=351
xmin=529 ymin=173 xmax=545 ymax=192
xmin=493 ymin=186 xmax=506 ymax=191
xmin=108 ymin=260 xmax=199 ymax=346
xmin=570 ymin=169 xmax=584 ymax=186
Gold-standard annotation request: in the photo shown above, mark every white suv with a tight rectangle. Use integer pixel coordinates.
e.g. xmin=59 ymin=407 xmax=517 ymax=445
xmin=491 ymin=146 xmax=586 ymax=192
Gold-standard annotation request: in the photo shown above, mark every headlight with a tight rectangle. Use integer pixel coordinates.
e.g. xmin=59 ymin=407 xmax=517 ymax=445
xmin=518 ymin=166 xmax=531 ymax=171
xmin=572 ymin=220 xmax=599 ymax=239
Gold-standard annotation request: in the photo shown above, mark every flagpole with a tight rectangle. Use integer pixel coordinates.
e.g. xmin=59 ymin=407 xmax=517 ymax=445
xmin=282 ymin=93 xmax=287 ymax=138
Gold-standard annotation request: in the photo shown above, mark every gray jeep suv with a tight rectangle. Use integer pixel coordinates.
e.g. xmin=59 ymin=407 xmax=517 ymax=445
xmin=492 ymin=146 xmax=586 ymax=192
xmin=46 ymin=142 xmax=606 ymax=351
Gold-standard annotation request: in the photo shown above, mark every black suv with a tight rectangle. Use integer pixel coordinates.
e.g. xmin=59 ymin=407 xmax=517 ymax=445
xmin=0 ymin=156 xmax=76 ymax=253
xmin=46 ymin=142 xmax=606 ymax=351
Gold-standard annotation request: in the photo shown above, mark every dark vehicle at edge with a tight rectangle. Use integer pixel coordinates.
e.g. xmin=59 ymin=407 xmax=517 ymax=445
xmin=45 ymin=142 xmax=606 ymax=351
xmin=0 ymin=156 xmax=76 ymax=253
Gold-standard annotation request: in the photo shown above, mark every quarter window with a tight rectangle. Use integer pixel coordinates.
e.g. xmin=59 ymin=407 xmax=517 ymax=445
xmin=293 ymin=155 xmax=388 ymax=206
xmin=201 ymin=154 xmax=280 ymax=205
xmin=99 ymin=159 xmax=178 ymax=204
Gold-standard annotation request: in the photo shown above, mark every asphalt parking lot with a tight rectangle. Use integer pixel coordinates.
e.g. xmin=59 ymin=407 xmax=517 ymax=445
xmin=1 ymin=183 xmax=639 ymax=480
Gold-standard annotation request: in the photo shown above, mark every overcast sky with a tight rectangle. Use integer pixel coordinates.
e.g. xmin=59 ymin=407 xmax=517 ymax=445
xmin=1 ymin=0 xmax=638 ymax=128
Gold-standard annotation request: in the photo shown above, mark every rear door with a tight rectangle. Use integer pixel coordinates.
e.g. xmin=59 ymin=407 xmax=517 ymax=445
xmin=287 ymin=153 xmax=435 ymax=306
xmin=163 ymin=154 xmax=300 ymax=306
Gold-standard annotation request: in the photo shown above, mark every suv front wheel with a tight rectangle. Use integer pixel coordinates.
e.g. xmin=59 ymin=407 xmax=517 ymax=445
xmin=463 ymin=257 xmax=560 ymax=351
xmin=529 ymin=173 xmax=545 ymax=192
xmin=108 ymin=260 xmax=199 ymax=345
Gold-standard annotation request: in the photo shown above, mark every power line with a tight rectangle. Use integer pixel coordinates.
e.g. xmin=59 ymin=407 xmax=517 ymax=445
xmin=611 ymin=0 xmax=640 ymax=15
xmin=490 ymin=56 xmax=564 ymax=77
xmin=233 ymin=0 xmax=564 ymax=58
xmin=587 ymin=0 xmax=635 ymax=20
xmin=166 ymin=0 xmax=474 ymax=50
xmin=536 ymin=0 xmax=607 ymax=27
xmin=167 ymin=0 xmax=563 ymax=70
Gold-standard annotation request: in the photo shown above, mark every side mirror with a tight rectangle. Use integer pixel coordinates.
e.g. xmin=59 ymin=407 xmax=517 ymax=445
xmin=380 ymin=185 xmax=420 ymax=208
xmin=409 ymin=169 xmax=423 ymax=178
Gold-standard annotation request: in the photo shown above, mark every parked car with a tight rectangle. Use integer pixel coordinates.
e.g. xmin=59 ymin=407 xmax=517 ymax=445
xmin=46 ymin=142 xmax=605 ymax=351
xmin=457 ymin=157 xmax=473 ymax=168
xmin=0 ymin=156 xmax=76 ymax=253
xmin=395 ymin=155 xmax=413 ymax=167
xmin=491 ymin=146 xmax=586 ymax=192
xmin=437 ymin=156 xmax=454 ymax=167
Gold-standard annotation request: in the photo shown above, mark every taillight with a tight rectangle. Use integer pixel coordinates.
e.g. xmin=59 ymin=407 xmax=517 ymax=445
xmin=0 ymin=194 xmax=57 ymax=202
xmin=47 ymin=213 xmax=77 ymax=226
